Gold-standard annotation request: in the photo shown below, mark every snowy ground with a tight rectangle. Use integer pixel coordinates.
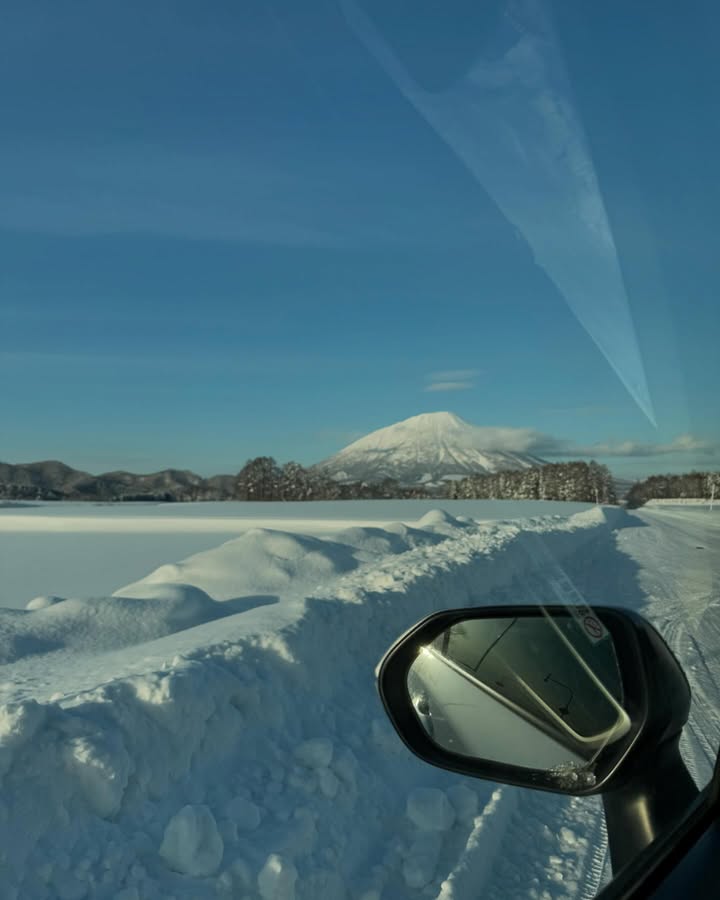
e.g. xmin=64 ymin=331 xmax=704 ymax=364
xmin=0 ymin=502 xmax=718 ymax=899
xmin=0 ymin=500 xmax=592 ymax=611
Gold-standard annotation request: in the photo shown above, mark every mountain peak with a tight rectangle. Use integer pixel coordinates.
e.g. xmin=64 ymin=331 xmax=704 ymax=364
xmin=397 ymin=411 xmax=466 ymax=430
xmin=403 ymin=411 xmax=463 ymax=424
xmin=317 ymin=413 xmax=545 ymax=487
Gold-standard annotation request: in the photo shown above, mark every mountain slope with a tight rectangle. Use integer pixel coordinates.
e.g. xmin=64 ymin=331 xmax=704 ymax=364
xmin=316 ymin=412 xmax=546 ymax=486
xmin=0 ymin=461 xmax=212 ymax=501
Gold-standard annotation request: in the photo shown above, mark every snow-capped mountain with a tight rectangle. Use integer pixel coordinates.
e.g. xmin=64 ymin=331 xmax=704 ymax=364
xmin=316 ymin=412 xmax=546 ymax=486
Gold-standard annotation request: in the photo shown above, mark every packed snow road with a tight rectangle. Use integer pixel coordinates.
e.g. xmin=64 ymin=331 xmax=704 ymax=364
xmin=0 ymin=505 xmax=717 ymax=900
xmin=562 ymin=505 xmax=720 ymax=786
xmin=477 ymin=506 xmax=720 ymax=900
xmin=619 ymin=507 xmax=720 ymax=786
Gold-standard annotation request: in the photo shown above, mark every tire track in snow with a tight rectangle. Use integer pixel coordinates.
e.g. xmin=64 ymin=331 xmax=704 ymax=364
xmin=579 ymin=811 xmax=610 ymax=900
xmin=688 ymin=631 xmax=720 ymax=704
xmin=660 ymin=620 xmax=719 ymax=784
xmin=615 ymin=511 xmax=720 ymax=789
xmin=478 ymin=785 xmax=608 ymax=900
xmin=680 ymin=726 xmax=714 ymax=785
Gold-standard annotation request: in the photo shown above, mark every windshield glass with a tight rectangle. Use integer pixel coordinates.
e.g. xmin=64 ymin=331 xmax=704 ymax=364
xmin=1 ymin=2 xmax=717 ymax=898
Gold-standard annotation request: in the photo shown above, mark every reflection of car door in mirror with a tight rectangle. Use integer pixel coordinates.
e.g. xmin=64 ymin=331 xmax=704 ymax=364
xmin=409 ymin=645 xmax=588 ymax=769
xmin=451 ymin=616 xmax=629 ymax=747
xmin=409 ymin=615 xmax=631 ymax=770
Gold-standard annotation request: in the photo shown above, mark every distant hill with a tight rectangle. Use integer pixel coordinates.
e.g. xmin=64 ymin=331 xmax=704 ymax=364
xmin=0 ymin=461 xmax=92 ymax=500
xmin=315 ymin=412 xmax=546 ymax=487
xmin=0 ymin=461 xmax=232 ymax=502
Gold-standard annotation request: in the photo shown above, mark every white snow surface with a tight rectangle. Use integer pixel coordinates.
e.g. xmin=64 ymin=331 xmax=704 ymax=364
xmin=317 ymin=412 xmax=546 ymax=485
xmin=0 ymin=503 xmax=718 ymax=899
xmin=0 ymin=499 xmax=592 ymax=609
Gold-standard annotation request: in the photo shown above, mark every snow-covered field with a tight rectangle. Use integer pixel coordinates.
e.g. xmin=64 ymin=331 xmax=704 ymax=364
xmin=0 ymin=500 xmax=593 ymax=611
xmin=644 ymin=498 xmax=716 ymax=506
xmin=1 ymin=502 xmax=718 ymax=899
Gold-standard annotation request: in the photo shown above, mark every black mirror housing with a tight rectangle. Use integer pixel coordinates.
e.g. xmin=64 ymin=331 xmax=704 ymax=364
xmin=377 ymin=605 xmax=692 ymax=797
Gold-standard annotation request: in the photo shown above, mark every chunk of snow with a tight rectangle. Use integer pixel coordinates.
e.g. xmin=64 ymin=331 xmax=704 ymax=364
xmin=63 ymin=732 xmax=131 ymax=818
xmin=318 ymin=768 xmax=340 ymax=799
xmin=403 ymin=832 xmax=443 ymax=888
xmin=0 ymin=699 xmax=46 ymax=747
xmin=406 ymin=788 xmax=456 ymax=832
xmin=217 ymin=857 xmax=253 ymax=895
xmin=287 ymin=765 xmax=318 ymax=794
xmin=294 ymin=737 xmax=333 ymax=769
xmin=225 ymin=796 xmax=261 ymax=831
xmin=447 ymin=783 xmax=478 ymax=823
xmin=159 ymin=805 xmax=223 ymax=876
xmin=0 ymin=700 xmax=47 ymax=776
xmin=257 ymin=853 xmax=297 ymax=900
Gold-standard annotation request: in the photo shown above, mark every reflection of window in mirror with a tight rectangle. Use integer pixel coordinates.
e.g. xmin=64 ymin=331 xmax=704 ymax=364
xmin=430 ymin=616 xmax=628 ymax=743
xmin=556 ymin=617 xmax=624 ymax=705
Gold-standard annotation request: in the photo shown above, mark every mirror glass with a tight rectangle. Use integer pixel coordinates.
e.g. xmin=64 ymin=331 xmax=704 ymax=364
xmin=407 ymin=611 xmax=631 ymax=786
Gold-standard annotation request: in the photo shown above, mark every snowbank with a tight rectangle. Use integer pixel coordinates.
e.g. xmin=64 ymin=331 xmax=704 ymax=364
xmin=644 ymin=498 xmax=715 ymax=506
xmin=0 ymin=507 xmax=622 ymax=899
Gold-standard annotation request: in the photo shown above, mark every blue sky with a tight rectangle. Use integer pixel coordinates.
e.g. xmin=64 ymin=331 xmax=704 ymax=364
xmin=1 ymin=0 xmax=718 ymax=478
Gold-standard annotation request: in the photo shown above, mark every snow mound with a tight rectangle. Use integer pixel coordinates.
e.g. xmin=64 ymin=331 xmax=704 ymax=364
xmin=0 ymin=587 xmax=224 ymax=663
xmin=26 ymin=595 xmax=65 ymax=611
xmin=159 ymin=804 xmax=224 ymax=876
xmin=0 ymin=507 xmax=622 ymax=898
xmin=406 ymin=787 xmax=456 ymax=831
xmin=417 ymin=509 xmax=472 ymax=534
xmin=334 ymin=523 xmax=444 ymax=558
xmin=116 ymin=528 xmax=362 ymax=602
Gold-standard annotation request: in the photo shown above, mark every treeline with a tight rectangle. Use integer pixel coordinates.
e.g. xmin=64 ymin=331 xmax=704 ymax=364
xmin=626 ymin=471 xmax=720 ymax=509
xmin=448 ymin=461 xmax=617 ymax=504
xmin=230 ymin=458 xmax=618 ymax=503
xmin=0 ymin=457 xmax=621 ymax=504
xmin=0 ymin=458 xmax=428 ymax=502
xmin=232 ymin=457 xmax=428 ymax=501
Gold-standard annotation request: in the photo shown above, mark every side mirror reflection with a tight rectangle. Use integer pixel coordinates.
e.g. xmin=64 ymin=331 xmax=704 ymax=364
xmin=379 ymin=604 xmax=698 ymax=873
xmin=406 ymin=613 xmax=631 ymax=784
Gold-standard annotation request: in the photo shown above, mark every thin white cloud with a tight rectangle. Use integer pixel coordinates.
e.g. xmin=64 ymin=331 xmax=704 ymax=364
xmin=424 ymin=368 xmax=481 ymax=392
xmin=426 ymin=424 xmax=718 ymax=459
xmin=443 ymin=425 xmax=563 ymax=454
xmin=424 ymin=381 xmax=475 ymax=392
xmin=564 ymin=435 xmax=718 ymax=458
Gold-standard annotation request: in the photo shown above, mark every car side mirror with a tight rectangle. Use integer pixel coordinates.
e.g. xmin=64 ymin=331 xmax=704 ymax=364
xmin=377 ymin=605 xmax=699 ymax=873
